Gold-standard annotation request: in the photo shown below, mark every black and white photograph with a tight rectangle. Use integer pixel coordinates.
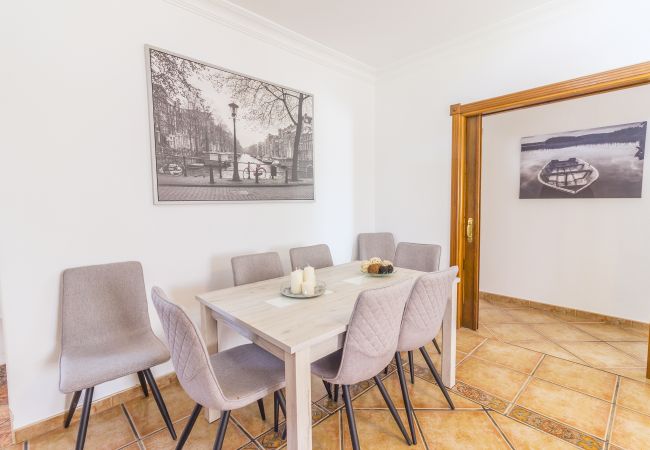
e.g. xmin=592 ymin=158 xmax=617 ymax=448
xmin=146 ymin=46 xmax=314 ymax=203
xmin=519 ymin=121 xmax=647 ymax=198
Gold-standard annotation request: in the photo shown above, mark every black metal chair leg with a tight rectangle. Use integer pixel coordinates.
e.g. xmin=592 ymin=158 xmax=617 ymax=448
xmin=432 ymin=337 xmax=442 ymax=354
xmin=323 ymin=380 xmax=332 ymax=399
xmin=75 ymin=387 xmax=94 ymax=450
xmin=373 ymin=376 xmax=412 ymax=445
xmin=176 ymin=403 xmax=202 ymax=450
xmin=333 ymin=384 xmax=339 ymax=402
xmin=64 ymin=390 xmax=81 ymax=428
xmin=408 ymin=351 xmax=415 ymax=384
xmin=143 ymin=369 xmax=177 ymax=439
xmin=273 ymin=392 xmax=280 ymax=432
xmin=342 ymin=385 xmax=360 ymax=450
xmin=419 ymin=346 xmax=455 ymax=409
xmin=137 ymin=371 xmax=149 ymax=397
xmin=257 ymin=398 xmax=266 ymax=421
xmin=276 ymin=390 xmax=287 ymax=440
xmin=395 ymin=353 xmax=417 ymax=444
xmin=212 ymin=410 xmax=231 ymax=450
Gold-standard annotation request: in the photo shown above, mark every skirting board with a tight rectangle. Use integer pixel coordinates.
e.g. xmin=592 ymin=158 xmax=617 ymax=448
xmin=480 ymin=291 xmax=649 ymax=332
xmin=13 ymin=371 xmax=178 ymax=444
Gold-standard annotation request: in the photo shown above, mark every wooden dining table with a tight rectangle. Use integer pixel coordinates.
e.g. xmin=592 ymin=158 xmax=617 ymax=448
xmin=196 ymin=261 xmax=458 ymax=450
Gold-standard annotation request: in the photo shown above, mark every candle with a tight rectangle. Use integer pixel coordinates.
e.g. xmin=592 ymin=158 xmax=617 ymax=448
xmin=290 ymin=268 xmax=303 ymax=294
xmin=302 ymin=280 xmax=315 ymax=296
xmin=303 ymin=265 xmax=316 ymax=285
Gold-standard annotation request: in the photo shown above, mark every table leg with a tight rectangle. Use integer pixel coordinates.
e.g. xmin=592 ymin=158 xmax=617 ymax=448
xmin=199 ymin=303 xmax=220 ymax=423
xmin=441 ymin=278 xmax=459 ymax=388
xmin=284 ymin=348 xmax=312 ymax=450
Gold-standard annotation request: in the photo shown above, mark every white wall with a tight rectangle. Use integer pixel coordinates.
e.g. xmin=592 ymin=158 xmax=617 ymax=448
xmin=481 ymin=86 xmax=650 ymax=320
xmin=0 ymin=0 xmax=375 ymax=428
xmin=375 ymin=0 xmax=650 ymax=266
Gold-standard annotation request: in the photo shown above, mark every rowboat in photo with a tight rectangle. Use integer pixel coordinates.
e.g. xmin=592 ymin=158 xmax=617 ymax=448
xmin=537 ymin=157 xmax=599 ymax=194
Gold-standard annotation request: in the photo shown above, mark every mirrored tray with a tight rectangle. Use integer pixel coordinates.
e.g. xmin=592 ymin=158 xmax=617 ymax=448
xmin=281 ymin=281 xmax=327 ymax=299
xmin=362 ymin=269 xmax=398 ymax=277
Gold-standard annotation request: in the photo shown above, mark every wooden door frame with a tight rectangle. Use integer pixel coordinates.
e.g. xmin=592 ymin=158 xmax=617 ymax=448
xmin=449 ymin=61 xmax=650 ymax=378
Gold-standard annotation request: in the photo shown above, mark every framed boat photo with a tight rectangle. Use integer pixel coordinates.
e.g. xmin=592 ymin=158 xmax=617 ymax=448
xmin=519 ymin=122 xmax=647 ymax=199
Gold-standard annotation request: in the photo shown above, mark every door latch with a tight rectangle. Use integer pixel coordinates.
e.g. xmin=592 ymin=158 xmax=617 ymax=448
xmin=466 ymin=218 xmax=474 ymax=243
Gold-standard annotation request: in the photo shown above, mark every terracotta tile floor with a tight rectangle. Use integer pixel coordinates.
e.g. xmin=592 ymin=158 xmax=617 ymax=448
xmin=7 ymin=300 xmax=650 ymax=449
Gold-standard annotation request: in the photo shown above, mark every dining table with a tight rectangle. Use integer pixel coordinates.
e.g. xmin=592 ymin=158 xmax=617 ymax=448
xmin=196 ymin=261 xmax=459 ymax=450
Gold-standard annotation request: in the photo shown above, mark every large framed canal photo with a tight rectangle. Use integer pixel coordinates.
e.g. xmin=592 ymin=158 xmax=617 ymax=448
xmin=519 ymin=122 xmax=647 ymax=199
xmin=145 ymin=46 xmax=314 ymax=203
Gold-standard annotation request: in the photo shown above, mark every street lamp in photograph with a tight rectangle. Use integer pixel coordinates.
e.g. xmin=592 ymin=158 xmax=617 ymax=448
xmin=229 ymin=102 xmax=241 ymax=181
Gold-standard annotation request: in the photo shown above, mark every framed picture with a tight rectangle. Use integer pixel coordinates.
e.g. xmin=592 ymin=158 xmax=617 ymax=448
xmin=145 ymin=46 xmax=314 ymax=203
xmin=519 ymin=121 xmax=647 ymax=198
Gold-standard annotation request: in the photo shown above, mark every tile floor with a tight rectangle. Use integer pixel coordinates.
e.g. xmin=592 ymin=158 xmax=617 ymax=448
xmin=6 ymin=299 xmax=650 ymax=449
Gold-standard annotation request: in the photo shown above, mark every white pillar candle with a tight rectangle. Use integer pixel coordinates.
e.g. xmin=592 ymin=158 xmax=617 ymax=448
xmin=303 ymin=265 xmax=316 ymax=285
xmin=302 ymin=280 xmax=315 ymax=296
xmin=290 ymin=268 xmax=303 ymax=294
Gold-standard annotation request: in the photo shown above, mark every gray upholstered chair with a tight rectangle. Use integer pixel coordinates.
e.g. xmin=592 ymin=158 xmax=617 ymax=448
xmin=231 ymin=252 xmax=284 ymax=286
xmin=311 ymin=279 xmax=414 ymax=450
xmin=59 ymin=262 xmax=175 ymax=450
xmin=394 ymin=242 xmax=442 ymax=273
xmin=394 ymin=267 xmax=458 ymax=444
xmin=358 ymin=232 xmax=396 ymax=261
xmin=289 ymin=244 xmax=333 ymax=270
xmin=394 ymin=242 xmax=444 ymax=363
xmin=230 ymin=251 xmax=284 ymax=422
xmin=152 ymin=287 xmax=286 ymax=449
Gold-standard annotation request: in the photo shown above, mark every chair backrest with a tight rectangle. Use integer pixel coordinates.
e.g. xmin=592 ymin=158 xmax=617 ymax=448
xmin=358 ymin=232 xmax=396 ymax=261
xmin=289 ymin=244 xmax=333 ymax=270
xmin=61 ymin=261 xmax=153 ymax=349
xmin=231 ymin=252 xmax=284 ymax=286
xmin=151 ymin=287 xmax=225 ymax=410
xmin=394 ymin=242 xmax=442 ymax=272
xmin=397 ymin=267 xmax=458 ymax=352
xmin=334 ymin=279 xmax=413 ymax=385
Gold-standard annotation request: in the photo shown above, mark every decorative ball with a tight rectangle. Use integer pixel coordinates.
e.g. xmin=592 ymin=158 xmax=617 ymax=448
xmin=360 ymin=260 xmax=370 ymax=273
xmin=368 ymin=263 xmax=381 ymax=274
xmin=369 ymin=257 xmax=382 ymax=265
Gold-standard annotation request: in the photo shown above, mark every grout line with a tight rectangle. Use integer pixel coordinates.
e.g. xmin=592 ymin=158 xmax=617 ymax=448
xmin=120 ymin=403 xmax=142 ymax=442
xmin=412 ymin=409 xmax=430 ymax=450
xmin=505 ymin=354 xmax=545 ymax=415
xmin=604 ymin=376 xmax=621 ymax=446
xmin=484 ymin=406 xmax=515 ymax=450
xmin=338 ymin=410 xmax=343 ymax=450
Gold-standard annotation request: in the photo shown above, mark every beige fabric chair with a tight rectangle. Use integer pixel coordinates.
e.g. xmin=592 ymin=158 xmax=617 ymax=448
xmin=231 ymin=252 xmax=284 ymax=286
xmin=394 ymin=242 xmax=442 ymax=273
xmin=59 ymin=261 xmax=174 ymax=450
xmin=289 ymin=244 xmax=333 ymax=270
xmin=311 ymin=279 xmax=414 ymax=450
xmin=394 ymin=241 xmax=444 ymax=362
xmin=394 ymin=267 xmax=459 ymax=444
xmin=358 ymin=232 xmax=396 ymax=261
xmin=152 ymin=287 xmax=286 ymax=449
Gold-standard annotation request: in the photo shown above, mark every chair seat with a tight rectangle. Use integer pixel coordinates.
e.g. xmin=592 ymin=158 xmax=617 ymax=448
xmin=209 ymin=344 xmax=285 ymax=410
xmin=311 ymin=349 xmax=342 ymax=383
xmin=60 ymin=331 xmax=169 ymax=393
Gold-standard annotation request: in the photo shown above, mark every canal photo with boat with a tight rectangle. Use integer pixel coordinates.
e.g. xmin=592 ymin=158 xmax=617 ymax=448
xmin=519 ymin=121 xmax=647 ymax=198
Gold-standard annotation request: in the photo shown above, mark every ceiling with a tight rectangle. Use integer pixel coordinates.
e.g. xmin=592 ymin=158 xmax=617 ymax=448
xmin=225 ymin=0 xmax=551 ymax=70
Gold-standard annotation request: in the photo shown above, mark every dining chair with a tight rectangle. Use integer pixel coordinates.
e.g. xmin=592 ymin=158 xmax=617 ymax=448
xmin=289 ymin=244 xmax=333 ymax=270
xmin=394 ymin=267 xmax=458 ymax=444
xmin=151 ymin=287 xmax=286 ymax=449
xmin=394 ymin=242 xmax=444 ymax=369
xmin=311 ymin=279 xmax=414 ymax=450
xmin=59 ymin=262 xmax=175 ymax=450
xmin=358 ymin=232 xmax=396 ymax=261
xmin=231 ymin=251 xmax=284 ymax=286
xmin=230 ymin=251 xmax=284 ymax=421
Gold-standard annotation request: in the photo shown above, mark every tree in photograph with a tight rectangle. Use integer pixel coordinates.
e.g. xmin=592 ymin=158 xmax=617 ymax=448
xmin=217 ymin=75 xmax=311 ymax=181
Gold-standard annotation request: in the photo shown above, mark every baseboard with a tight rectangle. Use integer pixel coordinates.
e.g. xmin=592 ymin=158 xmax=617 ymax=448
xmin=13 ymin=371 xmax=178 ymax=444
xmin=479 ymin=291 xmax=649 ymax=332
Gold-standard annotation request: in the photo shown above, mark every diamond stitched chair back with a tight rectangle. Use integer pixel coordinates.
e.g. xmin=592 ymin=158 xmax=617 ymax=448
xmin=289 ymin=244 xmax=333 ymax=270
xmin=358 ymin=232 xmax=396 ymax=261
xmin=59 ymin=261 xmax=174 ymax=450
xmin=394 ymin=242 xmax=442 ymax=273
xmin=231 ymin=252 xmax=284 ymax=286
xmin=151 ymin=287 xmax=286 ymax=449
